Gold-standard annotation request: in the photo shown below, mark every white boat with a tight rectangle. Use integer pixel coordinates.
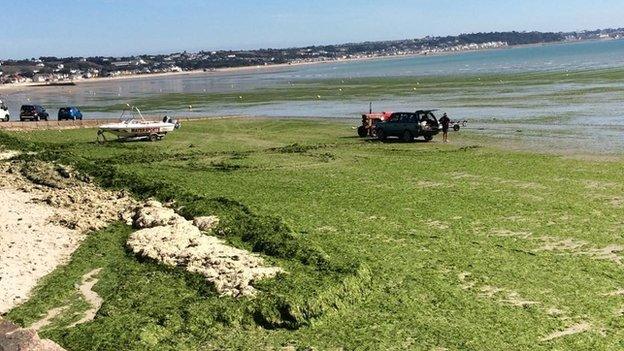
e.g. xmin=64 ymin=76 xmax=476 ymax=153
xmin=97 ymin=106 xmax=180 ymax=143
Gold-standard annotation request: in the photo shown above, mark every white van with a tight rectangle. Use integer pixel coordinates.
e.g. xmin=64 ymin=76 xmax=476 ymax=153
xmin=0 ymin=100 xmax=9 ymax=122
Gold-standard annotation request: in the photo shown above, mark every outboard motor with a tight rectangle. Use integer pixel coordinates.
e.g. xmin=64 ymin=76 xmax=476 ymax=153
xmin=163 ymin=115 xmax=181 ymax=129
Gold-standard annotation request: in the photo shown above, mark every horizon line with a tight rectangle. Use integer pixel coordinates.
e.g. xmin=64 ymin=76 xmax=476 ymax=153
xmin=2 ymin=26 xmax=621 ymax=61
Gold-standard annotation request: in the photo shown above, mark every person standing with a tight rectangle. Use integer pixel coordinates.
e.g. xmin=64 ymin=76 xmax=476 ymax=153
xmin=439 ymin=113 xmax=451 ymax=143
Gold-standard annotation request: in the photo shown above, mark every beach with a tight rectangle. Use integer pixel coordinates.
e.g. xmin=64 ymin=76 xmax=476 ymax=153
xmin=0 ymin=55 xmax=393 ymax=93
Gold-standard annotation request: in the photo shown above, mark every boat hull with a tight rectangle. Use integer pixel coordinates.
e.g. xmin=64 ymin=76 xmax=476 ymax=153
xmin=99 ymin=122 xmax=176 ymax=139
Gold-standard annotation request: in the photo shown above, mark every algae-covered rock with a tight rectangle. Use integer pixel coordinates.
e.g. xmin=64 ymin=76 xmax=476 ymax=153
xmin=127 ymin=204 xmax=283 ymax=297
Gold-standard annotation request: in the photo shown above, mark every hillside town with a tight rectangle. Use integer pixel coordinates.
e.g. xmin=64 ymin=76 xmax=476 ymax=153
xmin=1 ymin=28 xmax=623 ymax=85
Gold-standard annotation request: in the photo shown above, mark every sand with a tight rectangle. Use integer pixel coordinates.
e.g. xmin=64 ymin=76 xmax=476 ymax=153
xmin=540 ymin=322 xmax=592 ymax=341
xmin=0 ymin=189 xmax=83 ymax=314
xmin=68 ymin=269 xmax=103 ymax=328
xmin=0 ymin=154 xmax=137 ymax=314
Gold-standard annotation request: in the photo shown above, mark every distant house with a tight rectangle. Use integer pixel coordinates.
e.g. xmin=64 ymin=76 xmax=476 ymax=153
xmin=32 ymin=74 xmax=49 ymax=83
xmin=112 ymin=61 xmax=133 ymax=68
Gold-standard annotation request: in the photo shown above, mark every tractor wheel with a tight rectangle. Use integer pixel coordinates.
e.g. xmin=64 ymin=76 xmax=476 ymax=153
xmin=96 ymin=130 xmax=107 ymax=144
xmin=402 ymin=130 xmax=414 ymax=143
xmin=424 ymin=135 xmax=433 ymax=142
xmin=357 ymin=126 xmax=368 ymax=138
xmin=377 ymin=129 xmax=386 ymax=141
xmin=453 ymin=125 xmax=460 ymax=132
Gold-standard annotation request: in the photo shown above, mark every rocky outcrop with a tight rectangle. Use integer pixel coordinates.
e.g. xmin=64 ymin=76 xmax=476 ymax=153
xmin=193 ymin=216 xmax=220 ymax=232
xmin=127 ymin=202 xmax=283 ymax=297
xmin=0 ymin=319 xmax=65 ymax=351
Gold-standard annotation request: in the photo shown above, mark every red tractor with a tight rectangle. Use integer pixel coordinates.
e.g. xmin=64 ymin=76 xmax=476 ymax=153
xmin=357 ymin=111 xmax=394 ymax=137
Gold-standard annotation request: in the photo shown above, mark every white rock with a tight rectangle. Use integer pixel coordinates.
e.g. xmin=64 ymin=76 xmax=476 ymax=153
xmin=193 ymin=216 xmax=220 ymax=231
xmin=127 ymin=209 xmax=283 ymax=297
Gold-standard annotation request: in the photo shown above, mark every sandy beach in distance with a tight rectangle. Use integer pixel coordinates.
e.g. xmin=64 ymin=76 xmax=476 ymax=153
xmin=0 ymin=42 xmax=549 ymax=93
xmin=0 ymin=59 xmax=336 ymax=93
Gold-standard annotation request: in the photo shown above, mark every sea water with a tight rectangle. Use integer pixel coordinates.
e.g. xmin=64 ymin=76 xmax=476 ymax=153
xmin=3 ymin=39 xmax=624 ymax=151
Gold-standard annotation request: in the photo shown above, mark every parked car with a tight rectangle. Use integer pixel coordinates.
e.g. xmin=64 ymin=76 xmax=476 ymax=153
xmin=0 ymin=100 xmax=9 ymax=122
xmin=58 ymin=107 xmax=83 ymax=121
xmin=375 ymin=110 xmax=440 ymax=142
xmin=19 ymin=105 xmax=49 ymax=121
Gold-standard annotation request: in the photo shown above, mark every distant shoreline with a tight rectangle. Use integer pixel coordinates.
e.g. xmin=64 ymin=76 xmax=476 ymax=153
xmin=0 ymin=61 xmax=321 ymax=92
xmin=0 ymin=38 xmax=617 ymax=93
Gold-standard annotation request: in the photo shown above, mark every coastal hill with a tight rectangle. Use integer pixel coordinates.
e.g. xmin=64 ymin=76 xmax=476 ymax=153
xmin=1 ymin=28 xmax=622 ymax=85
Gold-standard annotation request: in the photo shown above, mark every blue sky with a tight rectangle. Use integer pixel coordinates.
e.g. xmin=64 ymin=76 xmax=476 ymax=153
xmin=2 ymin=0 xmax=623 ymax=59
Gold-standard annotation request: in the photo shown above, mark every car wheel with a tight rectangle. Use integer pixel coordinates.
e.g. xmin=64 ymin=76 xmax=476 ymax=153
xmin=377 ymin=129 xmax=386 ymax=141
xmin=424 ymin=135 xmax=433 ymax=142
xmin=149 ymin=134 xmax=158 ymax=142
xmin=357 ymin=126 xmax=368 ymax=138
xmin=34 ymin=116 xmax=40 ymax=122
xmin=402 ymin=130 xmax=414 ymax=142
xmin=453 ymin=125 xmax=460 ymax=132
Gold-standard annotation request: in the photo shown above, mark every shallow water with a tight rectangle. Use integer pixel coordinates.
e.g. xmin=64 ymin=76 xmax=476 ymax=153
xmin=2 ymin=40 xmax=624 ymax=152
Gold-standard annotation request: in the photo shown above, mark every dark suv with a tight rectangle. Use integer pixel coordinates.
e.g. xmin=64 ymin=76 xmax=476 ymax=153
xmin=375 ymin=110 xmax=440 ymax=142
xmin=20 ymin=105 xmax=49 ymax=121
